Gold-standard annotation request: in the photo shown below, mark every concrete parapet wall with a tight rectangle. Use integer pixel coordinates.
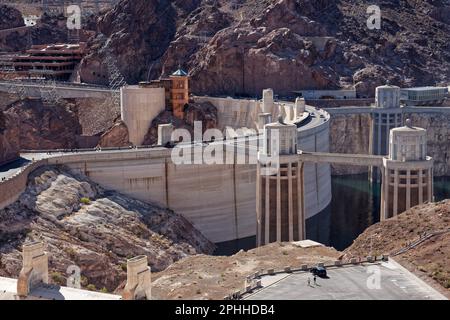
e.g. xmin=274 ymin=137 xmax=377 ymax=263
xmin=0 ymin=160 xmax=48 ymax=209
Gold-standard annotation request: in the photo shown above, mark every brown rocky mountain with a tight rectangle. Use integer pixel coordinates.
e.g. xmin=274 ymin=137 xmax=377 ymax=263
xmin=79 ymin=0 xmax=450 ymax=97
xmin=0 ymin=4 xmax=24 ymax=30
xmin=0 ymin=166 xmax=215 ymax=292
xmin=2 ymin=98 xmax=82 ymax=151
xmin=0 ymin=110 xmax=20 ymax=165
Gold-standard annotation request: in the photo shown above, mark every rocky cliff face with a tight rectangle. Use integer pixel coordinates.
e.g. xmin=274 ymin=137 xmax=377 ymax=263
xmin=328 ymin=111 xmax=450 ymax=177
xmin=97 ymin=120 xmax=131 ymax=148
xmin=0 ymin=5 xmax=24 ymax=30
xmin=0 ymin=110 xmax=19 ymax=165
xmin=0 ymin=166 xmax=215 ymax=292
xmin=2 ymin=99 xmax=82 ymax=150
xmin=80 ymin=0 xmax=450 ymax=97
xmin=408 ymin=112 xmax=450 ymax=177
xmin=143 ymin=101 xmax=218 ymax=146
xmin=329 ymin=113 xmax=371 ymax=175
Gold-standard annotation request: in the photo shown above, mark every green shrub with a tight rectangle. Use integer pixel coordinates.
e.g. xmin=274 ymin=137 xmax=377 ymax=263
xmin=50 ymin=272 xmax=65 ymax=285
xmin=80 ymin=197 xmax=91 ymax=205
xmin=86 ymin=284 xmax=97 ymax=291
xmin=100 ymin=287 xmax=109 ymax=293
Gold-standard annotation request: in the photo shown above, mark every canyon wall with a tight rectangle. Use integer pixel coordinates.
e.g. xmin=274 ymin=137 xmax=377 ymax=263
xmin=408 ymin=112 xmax=450 ymax=177
xmin=329 ymin=113 xmax=371 ymax=175
xmin=329 ymin=110 xmax=450 ymax=177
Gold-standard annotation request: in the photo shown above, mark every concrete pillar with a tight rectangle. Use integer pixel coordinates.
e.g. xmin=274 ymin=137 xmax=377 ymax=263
xmin=262 ymin=89 xmax=274 ymax=114
xmin=297 ymin=162 xmax=305 ymax=240
xmin=418 ymin=169 xmax=423 ymax=204
xmin=122 ymin=256 xmax=152 ymax=300
xmin=258 ymin=113 xmax=272 ymax=132
xmin=288 ymin=104 xmax=294 ymax=122
xmin=393 ymin=169 xmax=399 ymax=216
xmin=288 ymin=162 xmax=294 ymax=242
xmin=295 ymin=98 xmax=306 ymax=118
xmin=256 ymin=162 xmax=261 ymax=247
xmin=380 ymin=167 xmax=385 ymax=219
xmin=406 ymin=170 xmax=411 ymax=210
xmin=276 ymin=171 xmax=281 ymax=243
xmin=377 ymin=113 xmax=381 ymax=156
xmin=17 ymin=242 xmax=48 ymax=297
xmin=428 ymin=169 xmax=433 ymax=202
xmin=157 ymin=124 xmax=174 ymax=146
xmin=265 ymin=175 xmax=270 ymax=245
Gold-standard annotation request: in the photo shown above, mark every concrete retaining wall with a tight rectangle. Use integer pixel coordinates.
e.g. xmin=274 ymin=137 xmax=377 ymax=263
xmin=0 ymin=160 xmax=48 ymax=209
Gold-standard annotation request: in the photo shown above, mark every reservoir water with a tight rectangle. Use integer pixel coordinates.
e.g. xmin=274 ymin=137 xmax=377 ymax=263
xmin=215 ymin=174 xmax=450 ymax=255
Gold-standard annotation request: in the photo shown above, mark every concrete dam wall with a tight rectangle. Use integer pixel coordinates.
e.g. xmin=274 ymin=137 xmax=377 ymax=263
xmin=43 ymin=128 xmax=331 ymax=244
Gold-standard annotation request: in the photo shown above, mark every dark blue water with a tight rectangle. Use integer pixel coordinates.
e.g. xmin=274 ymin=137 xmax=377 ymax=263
xmin=215 ymin=174 xmax=450 ymax=255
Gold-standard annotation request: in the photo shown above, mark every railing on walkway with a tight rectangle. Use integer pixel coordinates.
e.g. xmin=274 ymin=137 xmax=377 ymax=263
xmin=226 ymin=255 xmax=389 ymax=300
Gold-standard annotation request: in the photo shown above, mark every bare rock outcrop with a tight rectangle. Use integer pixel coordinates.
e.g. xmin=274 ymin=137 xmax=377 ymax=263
xmin=143 ymin=101 xmax=217 ymax=146
xmin=79 ymin=0 xmax=450 ymax=97
xmin=0 ymin=5 xmax=24 ymax=30
xmin=329 ymin=113 xmax=371 ymax=175
xmin=0 ymin=166 xmax=215 ymax=292
xmin=2 ymin=99 xmax=82 ymax=150
xmin=408 ymin=113 xmax=450 ymax=177
xmin=97 ymin=120 xmax=131 ymax=148
xmin=0 ymin=110 xmax=19 ymax=165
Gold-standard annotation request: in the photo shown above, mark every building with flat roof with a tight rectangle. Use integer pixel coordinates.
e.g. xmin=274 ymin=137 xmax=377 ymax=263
xmin=3 ymin=43 xmax=86 ymax=81
xmin=293 ymin=89 xmax=356 ymax=100
xmin=401 ymin=86 xmax=448 ymax=106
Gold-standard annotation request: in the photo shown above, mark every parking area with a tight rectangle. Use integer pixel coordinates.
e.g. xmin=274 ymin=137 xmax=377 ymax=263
xmin=245 ymin=260 xmax=446 ymax=300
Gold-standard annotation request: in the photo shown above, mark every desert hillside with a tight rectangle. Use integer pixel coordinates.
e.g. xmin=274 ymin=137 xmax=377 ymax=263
xmin=344 ymin=200 xmax=450 ymax=296
xmin=0 ymin=166 xmax=215 ymax=292
xmin=152 ymin=242 xmax=341 ymax=300
xmin=80 ymin=0 xmax=450 ymax=97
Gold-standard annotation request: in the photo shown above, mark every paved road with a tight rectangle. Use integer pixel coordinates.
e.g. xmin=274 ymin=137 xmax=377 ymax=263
xmin=246 ymin=261 xmax=447 ymax=300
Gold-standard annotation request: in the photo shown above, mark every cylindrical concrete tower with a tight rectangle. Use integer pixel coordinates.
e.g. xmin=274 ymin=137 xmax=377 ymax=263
xmin=380 ymin=120 xmax=433 ymax=220
xmin=375 ymin=83 xmax=401 ymax=109
xmin=369 ymin=83 xmax=403 ymax=181
xmin=257 ymin=117 xmax=305 ymax=246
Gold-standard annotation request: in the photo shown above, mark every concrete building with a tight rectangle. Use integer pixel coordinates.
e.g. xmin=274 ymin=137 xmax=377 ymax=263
xmin=369 ymin=83 xmax=403 ymax=181
xmin=401 ymin=87 xmax=448 ymax=106
xmin=120 ymin=83 xmax=165 ymax=146
xmin=380 ymin=120 xmax=434 ymax=220
xmin=2 ymin=43 xmax=86 ymax=81
xmin=257 ymin=118 xmax=305 ymax=246
xmin=170 ymin=69 xmax=189 ymax=119
xmin=149 ymin=69 xmax=190 ymax=119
